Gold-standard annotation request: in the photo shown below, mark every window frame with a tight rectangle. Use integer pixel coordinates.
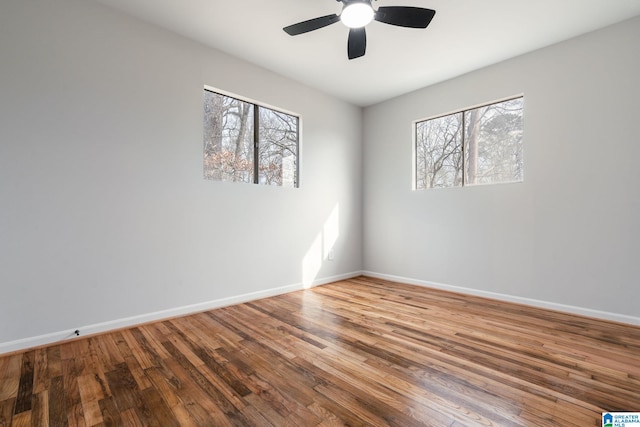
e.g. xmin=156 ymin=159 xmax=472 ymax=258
xmin=413 ymin=95 xmax=524 ymax=190
xmin=203 ymin=85 xmax=301 ymax=188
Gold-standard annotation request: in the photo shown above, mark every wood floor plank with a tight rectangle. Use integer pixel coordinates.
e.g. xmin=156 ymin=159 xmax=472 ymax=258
xmin=124 ymin=328 xmax=166 ymax=373
xmin=10 ymin=411 xmax=29 ymax=427
xmin=96 ymin=397 xmax=120 ymax=427
xmin=0 ymin=398 xmax=15 ymax=427
xmin=158 ymin=357 xmax=235 ymax=427
xmin=138 ymin=387 xmax=179 ymax=427
xmin=92 ymin=336 xmax=124 ymax=373
xmin=133 ymin=326 xmax=172 ymax=361
xmin=117 ymin=409 xmax=142 ymax=427
xmin=30 ymin=391 xmax=48 ymax=427
xmin=62 ymin=358 xmax=85 ymax=427
xmin=103 ymin=363 xmax=144 ymax=416
xmin=31 ymin=350 xmax=48 ymax=396
xmin=77 ymin=374 xmax=105 ymax=427
xmin=160 ymin=340 xmax=250 ymax=426
xmin=14 ymin=351 xmax=34 ymax=414
xmin=47 ymin=376 xmax=67 ymax=427
xmin=0 ymin=354 xmax=22 ymax=402
xmin=123 ymin=356 xmax=152 ymax=393
xmin=143 ymin=367 xmax=198 ymax=427
xmin=45 ymin=347 xmax=63 ymax=382
xmin=241 ymin=393 xmax=291 ymax=427
xmin=1 ymin=276 xmax=639 ymax=426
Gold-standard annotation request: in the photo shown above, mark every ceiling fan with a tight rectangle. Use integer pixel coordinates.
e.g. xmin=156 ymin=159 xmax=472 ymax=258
xmin=283 ymin=0 xmax=436 ymax=60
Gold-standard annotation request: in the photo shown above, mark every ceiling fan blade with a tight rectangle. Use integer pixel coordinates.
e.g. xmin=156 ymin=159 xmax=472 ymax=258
xmin=374 ymin=6 xmax=436 ymax=28
xmin=347 ymin=27 xmax=367 ymax=60
xmin=283 ymin=14 xmax=340 ymax=35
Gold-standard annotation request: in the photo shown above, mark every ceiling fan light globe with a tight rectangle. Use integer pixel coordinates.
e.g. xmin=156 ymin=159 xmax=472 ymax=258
xmin=341 ymin=3 xmax=374 ymax=28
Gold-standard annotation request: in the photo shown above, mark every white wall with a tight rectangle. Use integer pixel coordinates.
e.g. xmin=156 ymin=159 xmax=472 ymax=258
xmin=363 ymin=16 xmax=640 ymax=322
xmin=0 ymin=0 xmax=362 ymax=350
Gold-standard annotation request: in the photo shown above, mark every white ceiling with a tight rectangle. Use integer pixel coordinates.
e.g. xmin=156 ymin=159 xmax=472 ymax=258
xmin=93 ymin=0 xmax=640 ymax=106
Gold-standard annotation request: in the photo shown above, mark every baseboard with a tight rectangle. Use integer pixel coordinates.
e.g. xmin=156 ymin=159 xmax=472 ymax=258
xmin=7 ymin=269 xmax=634 ymax=355
xmin=362 ymin=271 xmax=640 ymax=327
xmin=0 ymin=271 xmax=362 ymax=355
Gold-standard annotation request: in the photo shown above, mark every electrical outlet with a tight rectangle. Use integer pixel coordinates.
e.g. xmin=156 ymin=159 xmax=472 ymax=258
xmin=328 ymin=249 xmax=335 ymax=261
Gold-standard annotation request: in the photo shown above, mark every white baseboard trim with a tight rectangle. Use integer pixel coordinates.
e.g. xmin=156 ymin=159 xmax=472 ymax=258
xmin=362 ymin=271 xmax=640 ymax=327
xmin=0 ymin=271 xmax=362 ymax=355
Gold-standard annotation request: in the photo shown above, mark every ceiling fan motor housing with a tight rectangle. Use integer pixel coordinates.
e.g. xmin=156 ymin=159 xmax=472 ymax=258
xmin=339 ymin=0 xmax=374 ymax=4
xmin=340 ymin=0 xmax=375 ymax=28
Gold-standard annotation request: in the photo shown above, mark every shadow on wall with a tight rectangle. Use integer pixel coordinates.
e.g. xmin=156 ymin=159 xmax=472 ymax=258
xmin=302 ymin=204 xmax=339 ymax=288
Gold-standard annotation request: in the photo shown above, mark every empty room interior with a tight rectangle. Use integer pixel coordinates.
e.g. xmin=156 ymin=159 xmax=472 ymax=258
xmin=1 ymin=0 xmax=639 ymax=425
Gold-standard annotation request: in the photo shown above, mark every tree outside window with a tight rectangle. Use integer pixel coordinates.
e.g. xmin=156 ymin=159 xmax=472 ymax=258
xmin=416 ymin=97 xmax=523 ymax=189
xmin=203 ymin=89 xmax=299 ymax=188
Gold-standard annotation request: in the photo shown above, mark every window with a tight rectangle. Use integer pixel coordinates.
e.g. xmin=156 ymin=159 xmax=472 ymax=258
xmin=203 ymin=88 xmax=299 ymax=187
xmin=415 ymin=96 xmax=523 ymax=189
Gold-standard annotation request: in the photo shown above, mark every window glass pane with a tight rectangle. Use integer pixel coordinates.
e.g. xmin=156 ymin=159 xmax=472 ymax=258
xmin=203 ymin=91 xmax=254 ymax=183
xmin=258 ymin=107 xmax=298 ymax=188
xmin=464 ymin=98 xmax=523 ymax=185
xmin=416 ymin=113 xmax=463 ymax=189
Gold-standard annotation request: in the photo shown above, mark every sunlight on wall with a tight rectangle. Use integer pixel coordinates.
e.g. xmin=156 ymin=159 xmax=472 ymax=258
xmin=302 ymin=234 xmax=323 ymax=288
xmin=302 ymin=204 xmax=340 ymax=288
xmin=323 ymin=205 xmax=339 ymax=259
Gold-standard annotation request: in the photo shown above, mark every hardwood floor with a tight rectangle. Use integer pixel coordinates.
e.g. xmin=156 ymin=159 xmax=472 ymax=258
xmin=1 ymin=276 xmax=639 ymax=426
